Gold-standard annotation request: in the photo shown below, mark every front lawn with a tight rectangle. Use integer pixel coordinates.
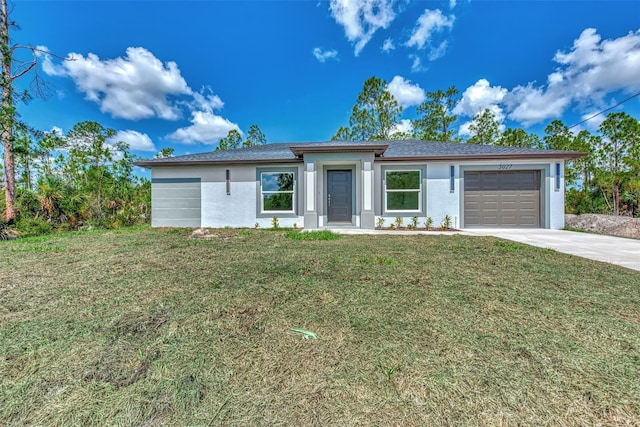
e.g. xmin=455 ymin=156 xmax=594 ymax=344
xmin=1 ymin=228 xmax=639 ymax=425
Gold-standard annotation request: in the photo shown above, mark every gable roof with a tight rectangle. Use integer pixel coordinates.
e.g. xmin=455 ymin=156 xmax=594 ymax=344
xmin=134 ymin=140 xmax=584 ymax=167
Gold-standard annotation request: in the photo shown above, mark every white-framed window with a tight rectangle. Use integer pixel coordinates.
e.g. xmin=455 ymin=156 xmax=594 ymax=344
xmin=385 ymin=169 xmax=421 ymax=212
xmin=260 ymin=171 xmax=295 ymax=213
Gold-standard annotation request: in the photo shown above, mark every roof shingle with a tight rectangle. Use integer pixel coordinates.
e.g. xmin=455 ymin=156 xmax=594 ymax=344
xmin=134 ymin=140 xmax=584 ymax=167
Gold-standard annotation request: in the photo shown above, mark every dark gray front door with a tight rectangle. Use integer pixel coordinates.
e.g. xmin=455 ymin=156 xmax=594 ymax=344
xmin=327 ymin=170 xmax=352 ymax=222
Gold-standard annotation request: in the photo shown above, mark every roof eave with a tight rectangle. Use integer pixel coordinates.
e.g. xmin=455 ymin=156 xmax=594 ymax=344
xmin=133 ymin=158 xmax=302 ymax=168
xmin=289 ymin=143 xmax=389 ymax=157
xmin=377 ymin=151 xmax=586 ymax=162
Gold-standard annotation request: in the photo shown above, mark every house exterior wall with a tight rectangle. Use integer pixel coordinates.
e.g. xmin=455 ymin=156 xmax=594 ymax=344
xmin=373 ymin=158 xmax=566 ymax=229
xmin=150 ymin=157 xmax=566 ymax=230
xmin=151 ymin=164 xmax=304 ymax=228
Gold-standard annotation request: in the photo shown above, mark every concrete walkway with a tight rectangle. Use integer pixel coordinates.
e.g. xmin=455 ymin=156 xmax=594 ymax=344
xmin=464 ymin=229 xmax=640 ymax=272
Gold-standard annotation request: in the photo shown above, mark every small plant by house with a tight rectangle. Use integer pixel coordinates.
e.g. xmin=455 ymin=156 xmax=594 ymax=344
xmin=394 ymin=217 xmax=403 ymax=229
xmin=376 ymin=217 xmax=385 ymax=229
xmin=271 ymin=216 xmax=279 ymax=229
xmin=441 ymin=215 xmax=452 ymax=230
xmin=425 ymin=217 xmax=434 ymax=230
xmin=410 ymin=216 xmax=419 ymax=229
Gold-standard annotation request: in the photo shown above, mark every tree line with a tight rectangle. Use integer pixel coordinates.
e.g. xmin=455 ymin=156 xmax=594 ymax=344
xmin=331 ymin=76 xmax=640 ymax=217
xmin=0 ymin=121 xmax=150 ymax=235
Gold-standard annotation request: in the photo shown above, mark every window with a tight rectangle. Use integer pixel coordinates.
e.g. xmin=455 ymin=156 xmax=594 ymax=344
xmin=385 ymin=170 xmax=421 ymax=211
xmin=555 ymin=163 xmax=561 ymax=191
xmin=260 ymin=172 xmax=295 ymax=213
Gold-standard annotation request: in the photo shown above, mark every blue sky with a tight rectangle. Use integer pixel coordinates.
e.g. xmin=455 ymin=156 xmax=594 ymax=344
xmin=12 ymin=0 xmax=640 ymax=163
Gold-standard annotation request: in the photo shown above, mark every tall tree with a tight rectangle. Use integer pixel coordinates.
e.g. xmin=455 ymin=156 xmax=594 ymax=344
xmin=243 ymin=124 xmax=266 ymax=147
xmin=337 ymin=76 xmax=402 ymax=141
xmin=65 ymin=121 xmax=117 ymax=219
xmin=497 ymin=128 xmax=541 ymax=149
xmin=413 ymin=86 xmax=460 ymax=141
xmin=544 ymin=120 xmax=595 ymax=188
xmin=466 ymin=109 xmax=500 ymax=145
xmin=216 ymin=129 xmax=242 ymax=151
xmin=596 ymin=112 xmax=640 ymax=215
xmin=0 ymin=0 xmax=51 ymax=221
xmin=331 ymin=126 xmax=351 ymax=141
xmin=155 ymin=147 xmax=174 ymax=159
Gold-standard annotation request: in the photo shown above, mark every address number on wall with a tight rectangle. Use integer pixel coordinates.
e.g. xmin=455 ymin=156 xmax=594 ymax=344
xmin=498 ymin=164 xmax=513 ymax=170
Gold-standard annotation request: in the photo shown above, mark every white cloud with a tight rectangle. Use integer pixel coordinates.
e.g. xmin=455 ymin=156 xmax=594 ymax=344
xmin=329 ymin=0 xmax=396 ymax=56
xmin=410 ymin=55 xmax=425 ymax=72
xmin=449 ymin=0 xmax=457 ymax=8
xmin=503 ymin=28 xmax=640 ymax=125
xmin=112 ymin=130 xmax=156 ymax=152
xmin=386 ymin=75 xmax=425 ymax=108
xmin=504 ymin=84 xmax=571 ymax=125
xmin=382 ymin=38 xmax=395 ymax=52
xmin=392 ymin=119 xmax=414 ymax=136
xmin=312 ymin=47 xmax=339 ymax=62
xmin=42 ymin=47 xmax=191 ymax=120
xmin=42 ymin=47 xmax=242 ymax=145
xmin=427 ymin=40 xmax=449 ymax=61
xmin=454 ymin=78 xmax=507 ymax=121
xmin=167 ymin=111 xmax=240 ymax=145
xmin=406 ymin=9 xmax=455 ymax=50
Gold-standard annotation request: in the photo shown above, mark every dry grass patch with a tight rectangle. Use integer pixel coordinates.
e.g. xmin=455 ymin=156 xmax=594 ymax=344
xmin=1 ymin=227 xmax=639 ymax=426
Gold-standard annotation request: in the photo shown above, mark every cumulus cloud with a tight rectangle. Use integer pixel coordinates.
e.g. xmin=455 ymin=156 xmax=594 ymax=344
xmin=167 ymin=111 xmax=240 ymax=145
xmin=406 ymin=9 xmax=455 ymax=50
xmin=506 ymin=28 xmax=640 ymax=125
xmin=42 ymin=47 xmax=190 ymax=120
xmin=112 ymin=130 xmax=156 ymax=152
xmin=454 ymin=78 xmax=507 ymax=121
xmin=329 ymin=0 xmax=396 ymax=56
xmin=382 ymin=38 xmax=395 ymax=52
xmin=454 ymin=28 xmax=640 ymax=127
xmin=42 ymin=47 xmax=241 ymax=145
xmin=392 ymin=119 xmax=414 ymax=136
xmin=504 ymin=84 xmax=572 ymax=125
xmin=386 ymin=75 xmax=425 ymax=108
xmin=312 ymin=47 xmax=339 ymax=62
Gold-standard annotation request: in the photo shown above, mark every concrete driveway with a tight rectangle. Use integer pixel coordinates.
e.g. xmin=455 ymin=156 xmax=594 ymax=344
xmin=464 ymin=229 xmax=640 ymax=272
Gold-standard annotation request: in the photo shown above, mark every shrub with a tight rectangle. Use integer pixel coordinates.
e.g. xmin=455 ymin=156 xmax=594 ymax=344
xmin=16 ymin=217 xmax=54 ymax=237
xmin=441 ymin=215 xmax=452 ymax=230
xmin=271 ymin=216 xmax=279 ymax=229
xmin=376 ymin=217 xmax=385 ymax=229
xmin=425 ymin=217 xmax=434 ymax=230
xmin=394 ymin=217 xmax=403 ymax=229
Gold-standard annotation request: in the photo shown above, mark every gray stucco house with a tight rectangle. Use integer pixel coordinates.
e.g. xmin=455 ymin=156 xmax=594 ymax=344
xmin=135 ymin=140 xmax=583 ymax=230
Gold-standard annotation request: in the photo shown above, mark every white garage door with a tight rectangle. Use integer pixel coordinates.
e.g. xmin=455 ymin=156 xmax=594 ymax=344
xmin=151 ymin=178 xmax=201 ymax=227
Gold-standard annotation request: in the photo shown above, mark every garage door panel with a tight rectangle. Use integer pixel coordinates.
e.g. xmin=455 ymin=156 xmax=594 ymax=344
xmin=152 ymin=179 xmax=201 ymax=227
xmin=464 ymin=170 xmax=540 ymax=228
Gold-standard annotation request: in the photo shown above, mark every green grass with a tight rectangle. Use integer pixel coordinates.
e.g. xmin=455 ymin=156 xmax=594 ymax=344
xmin=1 ymin=227 xmax=639 ymax=426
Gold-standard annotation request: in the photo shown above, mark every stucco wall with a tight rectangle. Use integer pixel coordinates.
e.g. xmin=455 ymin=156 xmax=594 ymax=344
xmin=152 ymin=164 xmax=304 ymax=228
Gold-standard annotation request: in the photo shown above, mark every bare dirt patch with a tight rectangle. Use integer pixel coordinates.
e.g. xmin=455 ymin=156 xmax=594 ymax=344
xmin=565 ymin=213 xmax=640 ymax=239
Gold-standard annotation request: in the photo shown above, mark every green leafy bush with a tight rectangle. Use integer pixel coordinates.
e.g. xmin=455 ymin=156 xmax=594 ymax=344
xmin=16 ymin=217 xmax=54 ymax=237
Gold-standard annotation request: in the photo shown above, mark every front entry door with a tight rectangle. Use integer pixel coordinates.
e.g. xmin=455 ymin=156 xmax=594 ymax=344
xmin=327 ymin=170 xmax=352 ymax=222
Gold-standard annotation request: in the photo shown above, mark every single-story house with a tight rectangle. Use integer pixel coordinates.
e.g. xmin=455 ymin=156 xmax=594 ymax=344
xmin=134 ymin=140 xmax=583 ymax=230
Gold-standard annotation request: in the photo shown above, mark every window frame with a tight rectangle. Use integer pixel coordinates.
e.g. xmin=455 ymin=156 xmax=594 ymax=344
xmin=384 ymin=168 xmax=423 ymax=213
xmin=258 ymin=169 xmax=297 ymax=215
